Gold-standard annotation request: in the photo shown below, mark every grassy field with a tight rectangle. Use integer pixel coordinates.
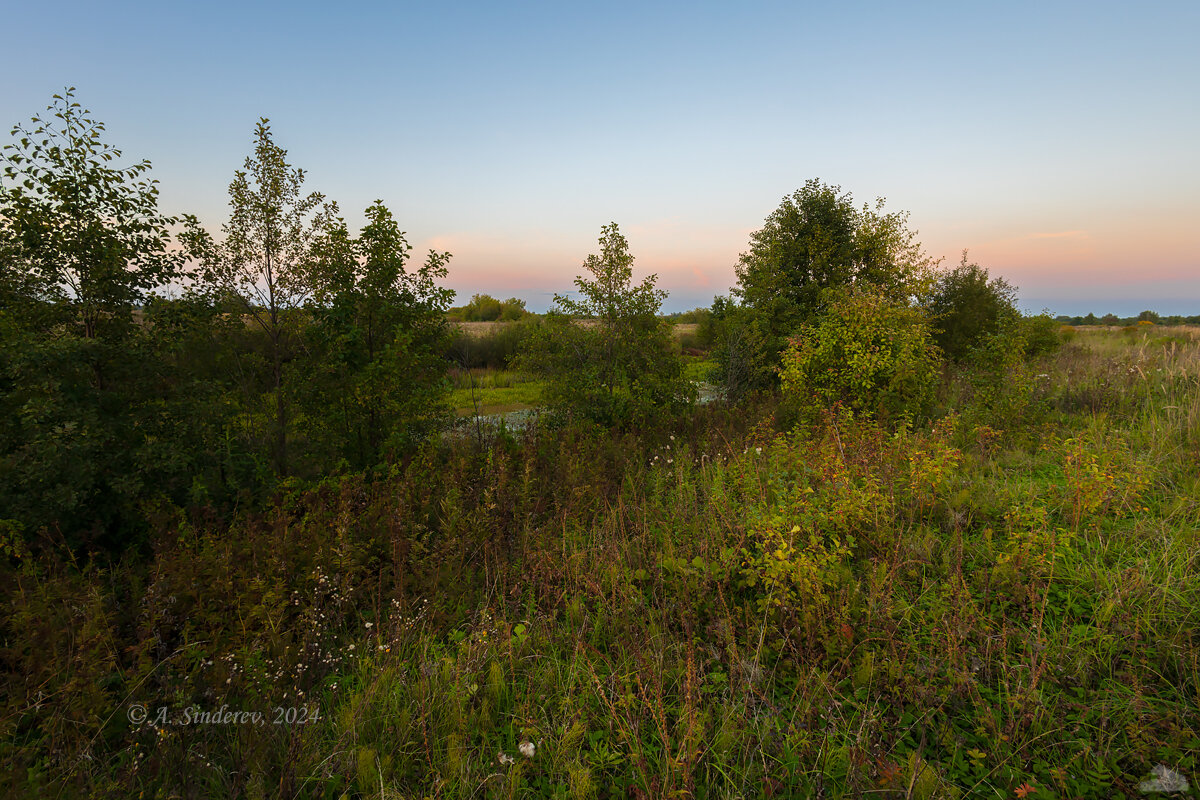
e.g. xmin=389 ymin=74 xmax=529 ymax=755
xmin=4 ymin=328 xmax=1199 ymax=798
xmin=449 ymin=368 xmax=546 ymax=416
xmin=448 ymin=355 xmax=713 ymax=417
xmin=452 ymin=320 xmax=702 ymax=339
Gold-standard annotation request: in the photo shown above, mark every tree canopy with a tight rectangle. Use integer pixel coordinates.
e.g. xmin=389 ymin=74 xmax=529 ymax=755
xmin=301 ymin=201 xmax=455 ymax=467
xmin=0 ymin=88 xmax=182 ymax=337
xmin=729 ymin=179 xmax=936 ymax=378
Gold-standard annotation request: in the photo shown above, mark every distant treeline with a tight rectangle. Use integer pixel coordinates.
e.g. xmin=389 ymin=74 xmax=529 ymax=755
xmin=1056 ymin=310 xmax=1200 ymax=326
xmin=447 ymin=293 xmax=530 ymax=322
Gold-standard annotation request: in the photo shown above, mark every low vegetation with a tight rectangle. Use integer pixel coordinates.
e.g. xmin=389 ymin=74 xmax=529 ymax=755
xmin=5 ymin=326 xmax=1199 ymax=798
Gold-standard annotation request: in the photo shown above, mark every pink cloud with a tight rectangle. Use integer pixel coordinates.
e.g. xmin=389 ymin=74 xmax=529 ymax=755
xmin=1029 ymin=230 xmax=1089 ymax=240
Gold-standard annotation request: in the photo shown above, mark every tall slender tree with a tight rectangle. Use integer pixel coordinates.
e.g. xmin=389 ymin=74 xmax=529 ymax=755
xmin=199 ymin=119 xmax=334 ymax=474
xmin=519 ymin=223 xmax=691 ymax=426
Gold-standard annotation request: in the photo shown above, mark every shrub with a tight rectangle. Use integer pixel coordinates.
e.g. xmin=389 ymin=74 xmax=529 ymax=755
xmin=778 ymin=288 xmax=940 ymax=423
xmin=449 ymin=294 xmax=529 ymax=322
xmin=961 ymin=320 xmax=1037 ymax=432
xmin=733 ymin=180 xmax=935 ymax=373
xmin=702 ymin=296 xmax=776 ymax=400
xmin=1020 ymin=312 xmax=1062 ymax=357
xmin=925 ymin=252 xmax=1018 ymax=362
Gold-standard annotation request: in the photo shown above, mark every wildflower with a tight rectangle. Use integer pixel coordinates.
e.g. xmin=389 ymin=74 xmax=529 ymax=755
xmin=519 ymin=740 xmax=536 ymax=758
xmin=364 ymin=622 xmax=373 ymax=629
xmin=498 ymin=752 xmax=515 ymax=766
xmin=755 ymin=447 xmax=762 ymax=454
xmin=1139 ymin=764 xmax=1189 ymax=794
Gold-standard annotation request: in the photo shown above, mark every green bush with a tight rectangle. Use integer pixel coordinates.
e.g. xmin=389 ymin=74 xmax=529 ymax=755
xmin=1020 ymin=312 xmax=1062 ymax=357
xmin=449 ymin=294 xmax=529 ymax=322
xmin=925 ymin=252 xmax=1018 ymax=362
xmin=733 ymin=180 xmax=934 ymax=372
xmin=702 ymin=296 xmax=776 ymax=400
xmin=666 ymin=307 xmax=712 ymax=325
xmin=960 ymin=320 xmax=1037 ymax=432
xmin=778 ymin=288 xmax=940 ymax=423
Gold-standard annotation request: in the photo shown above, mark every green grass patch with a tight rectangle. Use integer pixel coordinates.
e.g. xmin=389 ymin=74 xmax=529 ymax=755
xmin=450 ymin=368 xmax=545 ymax=414
xmin=683 ymin=355 xmax=715 ymax=383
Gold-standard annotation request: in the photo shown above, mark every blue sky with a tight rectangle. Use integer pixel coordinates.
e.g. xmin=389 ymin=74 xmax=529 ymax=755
xmin=4 ymin=0 xmax=1198 ymax=314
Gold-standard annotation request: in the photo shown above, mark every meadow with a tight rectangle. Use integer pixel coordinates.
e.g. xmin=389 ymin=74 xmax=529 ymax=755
xmin=3 ymin=324 xmax=1198 ymax=799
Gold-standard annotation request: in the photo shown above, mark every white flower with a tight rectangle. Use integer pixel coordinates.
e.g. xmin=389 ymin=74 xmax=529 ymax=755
xmin=364 ymin=622 xmax=373 ymax=629
xmin=1139 ymin=764 xmax=1189 ymax=794
xmin=519 ymin=740 xmax=536 ymax=758
xmin=498 ymin=752 xmax=515 ymax=766
xmin=755 ymin=447 xmax=762 ymax=454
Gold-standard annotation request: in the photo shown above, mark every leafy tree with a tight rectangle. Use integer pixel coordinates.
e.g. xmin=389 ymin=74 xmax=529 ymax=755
xmin=459 ymin=293 xmax=503 ymax=321
xmin=301 ymin=201 xmax=454 ymax=468
xmin=497 ymin=297 xmax=528 ymax=321
xmin=519 ymin=223 xmax=692 ymax=426
xmin=196 ymin=119 xmax=335 ymax=474
xmin=0 ymin=91 xmax=200 ymax=547
xmin=1 ymin=88 xmax=183 ymax=339
xmin=727 ymin=179 xmax=936 ymax=386
xmin=924 ymin=251 xmax=1018 ymax=362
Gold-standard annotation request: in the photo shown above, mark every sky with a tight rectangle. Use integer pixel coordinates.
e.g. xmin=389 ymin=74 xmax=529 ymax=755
xmin=3 ymin=0 xmax=1198 ymax=315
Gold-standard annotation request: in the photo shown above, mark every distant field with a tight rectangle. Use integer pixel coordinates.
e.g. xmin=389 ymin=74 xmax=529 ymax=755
xmin=672 ymin=322 xmax=699 ymax=338
xmin=452 ymin=321 xmax=510 ymax=337
xmin=452 ymin=320 xmax=700 ymax=338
